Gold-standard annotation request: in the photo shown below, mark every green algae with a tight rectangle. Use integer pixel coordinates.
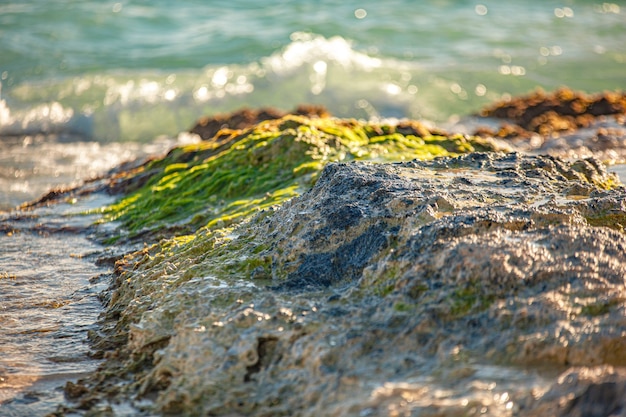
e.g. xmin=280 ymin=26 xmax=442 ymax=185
xmin=581 ymin=302 xmax=612 ymax=317
xmin=580 ymin=298 xmax=623 ymax=317
xmin=101 ymin=115 xmax=502 ymax=240
xmin=393 ymin=301 xmax=413 ymax=312
xmin=585 ymin=212 xmax=626 ymax=232
xmin=449 ymin=285 xmax=496 ymax=318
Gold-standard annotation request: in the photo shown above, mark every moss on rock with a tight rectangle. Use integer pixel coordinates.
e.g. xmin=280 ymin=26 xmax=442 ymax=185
xmin=72 ymin=145 xmax=626 ymax=417
xmin=99 ymin=115 xmax=505 ymax=241
xmin=39 ymin=95 xmax=626 ymax=417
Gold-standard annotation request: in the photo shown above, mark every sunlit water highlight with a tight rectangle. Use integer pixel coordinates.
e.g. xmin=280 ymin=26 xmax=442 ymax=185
xmin=0 ymin=133 xmax=198 ymax=211
xmin=2 ymin=1 xmax=625 ymax=142
xmin=0 ymin=195 xmax=115 ymax=416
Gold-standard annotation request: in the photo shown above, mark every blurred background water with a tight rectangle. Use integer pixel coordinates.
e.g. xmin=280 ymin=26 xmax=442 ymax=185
xmin=1 ymin=0 xmax=625 ymax=208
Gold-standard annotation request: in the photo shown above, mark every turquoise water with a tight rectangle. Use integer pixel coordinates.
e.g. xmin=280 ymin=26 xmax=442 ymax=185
xmin=1 ymin=0 xmax=625 ymax=143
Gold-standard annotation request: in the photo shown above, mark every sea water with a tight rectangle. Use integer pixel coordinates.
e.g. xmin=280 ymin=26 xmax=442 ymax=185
xmin=0 ymin=0 xmax=625 ymax=414
xmin=0 ymin=194 xmax=116 ymax=416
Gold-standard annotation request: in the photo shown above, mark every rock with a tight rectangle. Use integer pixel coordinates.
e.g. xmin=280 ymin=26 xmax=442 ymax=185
xmin=523 ymin=366 xmax=626 ymax=417
xmin=100 ymin=114 xmax=504 ymax=243
xmin=473 ymin=88 xmax=626 ymax=162
xmin=79 ymin=151 xmax=626 ymax=416
xmin=479 ymin=88 xmax=626 ymax=136
xmin=64 ymin=381 xmax=89 ymax=399
xmin=189 ymin=105 xmax=331 ymax=141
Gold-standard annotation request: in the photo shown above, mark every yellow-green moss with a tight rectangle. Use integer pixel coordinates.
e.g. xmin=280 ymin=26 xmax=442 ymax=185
xmin=101 ymin=115 xmax=502 ymax=239
xmin=580 ymin=298 xmax=623 ymax=316
xmin=585 ymin=212 xmax=626 ymax=232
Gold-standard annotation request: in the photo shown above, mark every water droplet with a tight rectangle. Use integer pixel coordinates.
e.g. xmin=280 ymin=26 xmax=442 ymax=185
xmin=475 ymin=5 xmax=488 ymax=16
xmin=354 ymin=8 xmax=367 ymax=19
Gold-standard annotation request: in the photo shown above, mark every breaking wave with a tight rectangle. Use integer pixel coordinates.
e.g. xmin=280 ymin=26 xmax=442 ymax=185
xmin=0 ymin=33 xmax=497 ymax=143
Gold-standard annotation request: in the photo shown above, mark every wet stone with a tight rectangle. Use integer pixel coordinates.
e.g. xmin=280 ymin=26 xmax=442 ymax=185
xmin=73 ymin=152 xmax=626 ymax=416
xmin=563 ymin=381 xmax=625 ymax=417
xmin=277 ymin=222 xmax=389 ymax=290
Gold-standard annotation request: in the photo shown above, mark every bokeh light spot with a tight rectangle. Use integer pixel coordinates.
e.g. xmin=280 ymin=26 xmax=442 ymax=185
xmin=475 ymin=5 xmax=488 ymax=16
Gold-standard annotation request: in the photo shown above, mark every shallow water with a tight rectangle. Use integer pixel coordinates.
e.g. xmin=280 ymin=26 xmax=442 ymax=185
xmin=0 ymin=133 xmax=197 ymax=211
xmin=609 ymin=164 xmax=626 ymax=182
xmin=0 ymin=194 xmax=114 ymax=416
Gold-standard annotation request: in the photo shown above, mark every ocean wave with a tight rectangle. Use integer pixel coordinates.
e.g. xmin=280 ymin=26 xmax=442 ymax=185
xmin=0 ymin=33 xmax=496 ymax=143
xmin=0 ymin=99 xmax=92 ymax=139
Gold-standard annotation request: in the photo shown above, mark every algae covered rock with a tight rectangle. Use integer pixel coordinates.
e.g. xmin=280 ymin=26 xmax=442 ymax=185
xmin=82 ymin=148 xmax=626 ymax=416
xmin=100 ymin=115 xmax=503 ymax=241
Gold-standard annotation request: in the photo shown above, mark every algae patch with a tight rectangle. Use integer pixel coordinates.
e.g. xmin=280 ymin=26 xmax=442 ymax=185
xmin=100 ymin=115 xmax=504 ymax=240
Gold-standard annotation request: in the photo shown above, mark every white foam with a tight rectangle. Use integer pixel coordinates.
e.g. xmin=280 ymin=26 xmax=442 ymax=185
xmin=0 ymin=33 xmax=451 ymax=143
xmin=0 ymin=98 xmax=82 ymax=137
xmin=265 ymin=32 xmax=383 ymax=76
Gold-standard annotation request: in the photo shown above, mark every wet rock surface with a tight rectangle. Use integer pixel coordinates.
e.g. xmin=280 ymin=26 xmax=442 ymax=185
xmin=65 ymin=152 xmax=626 ymax=416
xmin=471 ymin=88 xmax=626 ymax=163
xmin=479 ymin=88 xmax=626 ymax=135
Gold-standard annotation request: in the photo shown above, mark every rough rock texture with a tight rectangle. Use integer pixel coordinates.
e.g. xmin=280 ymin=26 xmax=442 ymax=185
xmin=72 ymin=152 xmax=626 ymax=417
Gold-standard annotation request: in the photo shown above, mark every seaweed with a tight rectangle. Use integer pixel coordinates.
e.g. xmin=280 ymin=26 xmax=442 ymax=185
xmin=99 ymin=115 xmax=502 ymax=241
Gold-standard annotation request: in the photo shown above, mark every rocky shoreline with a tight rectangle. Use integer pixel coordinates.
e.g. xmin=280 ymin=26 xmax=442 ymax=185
xmin=35 ymin=89 xmax=626 ymax=416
